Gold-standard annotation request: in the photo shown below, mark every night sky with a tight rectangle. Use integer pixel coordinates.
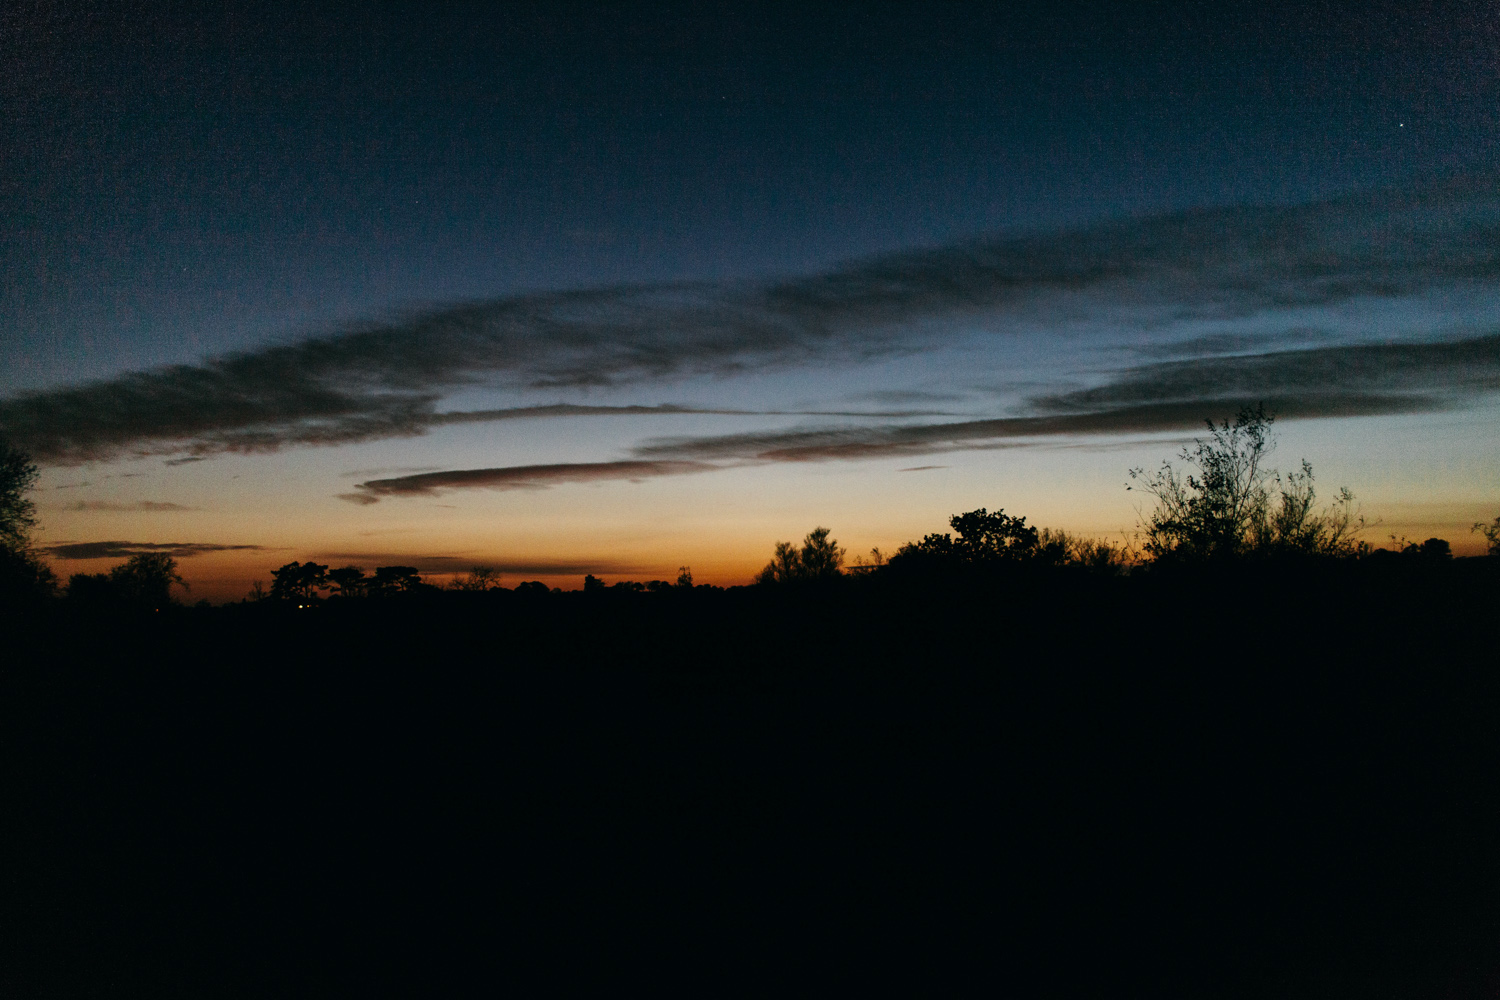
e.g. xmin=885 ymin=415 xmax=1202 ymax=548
xmin=4 ymin=2 xmax=1498 ymax=598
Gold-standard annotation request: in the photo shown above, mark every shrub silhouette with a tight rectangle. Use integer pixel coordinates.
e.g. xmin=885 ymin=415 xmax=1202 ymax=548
xmin=1129 ymin=404 xmax=1362 ymax=562
xmin=1380 ymin=536 xmax=1455 ymax=562
xmin=1036 ymin=528 xmax=1133 ymax=571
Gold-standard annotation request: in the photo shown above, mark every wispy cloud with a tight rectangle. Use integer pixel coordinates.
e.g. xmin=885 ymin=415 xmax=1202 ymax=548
xmin=42 ymin=540 xmax=267 ymax=560
xmin=311 ymin=553 xmax=647 ymax=576
xmin=2 ymin=176 xmax=1494 ymax=464
xmin=337 ymin=332 xmax=1500 ymax=501
xmin=62 ymin=501 xmax=198 ymax=512
xmin=631 ymin=333 xmax=1500 ymax=464
xmin=1036 ymin=332 xmax=1500 ymax=415
xmin=425 ymin=403 xmax=955 ymax=426
xmin=342 ymin=460 xmax=717 ymax=504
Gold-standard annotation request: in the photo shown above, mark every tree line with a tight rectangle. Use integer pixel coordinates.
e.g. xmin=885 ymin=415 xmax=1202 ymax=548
xmin=2 ymin=406 xmax=1497 ymax=612
xmin=756 ymin=405 xmax=1479 ymax=583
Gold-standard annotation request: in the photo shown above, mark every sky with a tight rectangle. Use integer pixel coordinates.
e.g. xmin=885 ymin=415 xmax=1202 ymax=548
xmin=3 ymin=1 xmax=1499 ymax=600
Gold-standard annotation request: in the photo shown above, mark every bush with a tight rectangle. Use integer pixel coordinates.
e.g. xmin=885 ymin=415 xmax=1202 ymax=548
xmin=1129 ymin=405 xmax=1363 ymax=562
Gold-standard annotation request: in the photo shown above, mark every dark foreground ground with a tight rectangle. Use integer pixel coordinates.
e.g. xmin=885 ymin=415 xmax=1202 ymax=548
xmin=3 ymin=559 xmax=1499 ymax=997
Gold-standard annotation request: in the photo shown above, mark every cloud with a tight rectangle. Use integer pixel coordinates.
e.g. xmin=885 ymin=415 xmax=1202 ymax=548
xmin=311 ymin=554 xmax=647 ymax=576
xmin=1036 ymin=332 xmax=1500 ymax=414
xmin=2 ymin=176 xmax=1494 ymax=464
xmin=1129 ymin=329 xmax=1336 ymax=359
xmin=62 ymin=501 xmax=198 ymax=512
xmin=332 ymin=332 xmax=1500 ymax=500
xmin=42 ymin=540 xmax=267 ymax=560
xmin=424 ymin=403 xmax=956 ymax=426
xmin=342 ymin=460 xmax=717 ymax=504
xmin=339 ymin=466 xmax=442 ymax=479
xmin=630 ymin=333 xmax=1500 ymax=464
xmin=850 ymin=390 xmax=969 ymax=404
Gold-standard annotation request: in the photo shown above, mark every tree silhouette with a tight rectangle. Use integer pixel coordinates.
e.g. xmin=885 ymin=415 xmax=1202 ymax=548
xmin=270 ymin=561 xmax=329 ymax=603
xmin=109 ymin=553 xmax=185 ymax=610
xmin=449 ymin=566 xmax=500 ymax=592
xmin=949 ymin=508 xmax=1040 ymax=562
xmin=1417 ymin=537 xmax=1453 ymax=560
xmin=758 ymin=541 xmax=801 ymax=584
xmin=890 ymin=508 xmax=1050 ymax=571
xmin=1474 ymin=516 xmax=1500 ymax=557
xmin=1 ymin=545 xmax=57 ymax=605
xmin=327 ymin=565 xmax=368 ymax=598
xmin=798 ymin=527 xmax=845 ymax=579
xmin=369 ymin=565 xmax=422 ymax=597
xmin=0 ymin=440 xmax=39 ymax=552
xmin=756 ymin=527 xmax=846 ymax=583
xmin=0 ymin=441 xmax=58 ymax=604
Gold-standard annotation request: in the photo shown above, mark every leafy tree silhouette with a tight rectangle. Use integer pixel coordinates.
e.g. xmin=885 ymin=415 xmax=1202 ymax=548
xmin=0 ymin=440 xmax=57 ymax=604
xmin=891 ymin=508 xmax=1045 ymax=570
xmin=756 ymin=527 xmax=846 ymax=583
xmin=0 ymin=440 xmax=39 ymax=552
xmin=270 ymin=561 xmax=329 ymax=603
xmin=369 ymin=565 xmax=422 ymax=597
xmin=327 ymin=565 xmax=368 ymax=598
xmin=949 ymin=508 xmax=1040 ymax=562
xmin=108 ymin=553 xmax=185 ymax=610
xmin=1 ymin=545 xmax=57 ymax=606
xmin=1417 ymin=537 xmax=1453 ymax=560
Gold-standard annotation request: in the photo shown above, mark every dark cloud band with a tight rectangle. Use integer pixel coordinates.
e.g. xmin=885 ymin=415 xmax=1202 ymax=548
xmin=61 ymin=501 xmax=198 ymax=512
xmin=340 ymin=332 xmax=1500 ymax=500
xmin=42 ymin=541 xmax=267 ymax=560
xmin=2 ymin=176 xmax=1494 ymax=464
xmin=343 ymin=459 xmax=715 ymax=503
xmin=313 ymin=554 xmax=646 ymax=576
xmin=632 ymin=334 xmax=1500 ymax=464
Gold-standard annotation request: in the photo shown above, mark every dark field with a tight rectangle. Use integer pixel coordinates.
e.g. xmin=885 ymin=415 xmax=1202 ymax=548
xmin=4 ymin=560 xmax=1499 ymax=997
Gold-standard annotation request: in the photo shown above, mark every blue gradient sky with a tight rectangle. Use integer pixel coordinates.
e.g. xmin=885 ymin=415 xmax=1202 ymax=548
xmin=4 ymin=2 xmax=1498 ymax=597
